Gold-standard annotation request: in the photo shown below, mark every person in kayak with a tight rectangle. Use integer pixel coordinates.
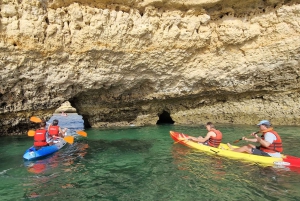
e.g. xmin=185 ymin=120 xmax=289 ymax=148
xmin=34 ymin=121 xmax=48 ymax=150
xmin=227 ymin=120 xmax=283 ymax=157
xmin=185 ymin=122 xmax=223 ymax=147
xmin=47 ymin=119 xmax=67 ymax=145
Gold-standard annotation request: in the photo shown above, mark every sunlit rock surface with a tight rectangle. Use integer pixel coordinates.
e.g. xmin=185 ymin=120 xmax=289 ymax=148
xmin=54 ymin=101 xmax=76 ymax=113
xmin=1 ymin=0 xmax=300 ymax=135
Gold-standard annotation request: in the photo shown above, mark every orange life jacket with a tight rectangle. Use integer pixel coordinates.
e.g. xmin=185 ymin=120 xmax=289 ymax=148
xmin=48 ymin=125 xmax=60 ymax=137
xmin=34 ymin=129 xmax=48 ymax=147
xmin=208 ymin=128 xmax=223 ymax=147
xmin=259 ymin=130 xmax=283 ymax=153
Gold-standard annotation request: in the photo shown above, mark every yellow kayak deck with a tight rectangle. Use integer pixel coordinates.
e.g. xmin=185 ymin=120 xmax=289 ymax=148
xmin=170 ymin=131 xmax=286 ymax=166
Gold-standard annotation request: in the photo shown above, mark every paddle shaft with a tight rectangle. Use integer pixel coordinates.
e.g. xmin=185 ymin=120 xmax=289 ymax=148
xmin=233 ymin=128 xmax=274 ymax=143
xmin=233 ymin=131 xmax=259 ymax=143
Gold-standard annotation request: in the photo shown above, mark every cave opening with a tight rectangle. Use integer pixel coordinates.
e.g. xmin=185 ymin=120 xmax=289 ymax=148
xmin=156 ymin=110 xmax=175 ymax=125
xmin=47 ymin=101 xmax=88 ymax=135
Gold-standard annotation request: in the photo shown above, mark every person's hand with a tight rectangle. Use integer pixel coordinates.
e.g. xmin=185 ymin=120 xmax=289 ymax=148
xmin=242 ymin=137 xmax=247 ymax=141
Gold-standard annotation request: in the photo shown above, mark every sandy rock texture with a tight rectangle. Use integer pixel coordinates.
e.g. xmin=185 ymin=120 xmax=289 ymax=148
xmin=54 ymin=101 xmax=76 ymax=113
xmin=1 ymin=0 xmax=300 ymax=135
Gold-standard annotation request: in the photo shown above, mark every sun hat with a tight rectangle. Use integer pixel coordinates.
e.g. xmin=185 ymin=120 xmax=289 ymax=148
xmin=257 ymin=120 xmax=271 ymax=126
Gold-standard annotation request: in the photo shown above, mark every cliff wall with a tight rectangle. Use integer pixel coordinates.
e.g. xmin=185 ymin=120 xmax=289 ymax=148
xmin=1 ymin=0 xmax=300 ymax=135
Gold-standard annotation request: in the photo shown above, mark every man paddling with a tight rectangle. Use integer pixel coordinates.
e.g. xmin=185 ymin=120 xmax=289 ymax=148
xmin=47 ymin=119 xmax=67 ymax=145
xmin=227 ymin=120 xmax=283 ymax=157
xmin=185 ymin=122 xmax=223 ymax=148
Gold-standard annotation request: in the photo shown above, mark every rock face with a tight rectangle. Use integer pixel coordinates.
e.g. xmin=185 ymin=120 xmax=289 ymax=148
xmin=54 ymin=101 xmax=76 ymax=113
xmin=1 ymin=0 xmax=300 ymax=135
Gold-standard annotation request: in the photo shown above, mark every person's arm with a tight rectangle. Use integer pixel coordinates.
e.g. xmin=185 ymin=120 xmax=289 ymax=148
xmin=59 ymin=127 xmax=65 ymax=137
xmin=46 ymin=132 xmax=50 ymax=143
xmin=190 ymin=131 xmax=215 ymax=143
xmin=242 ymin=137 xmax=258 ymax=143
xmin=243 ymin=132 xmax=261 ymax=143
xmin=188 ymin=136 xmax=204 ymax=142
xmin=254 ymin=133 xmax=273 ymax=147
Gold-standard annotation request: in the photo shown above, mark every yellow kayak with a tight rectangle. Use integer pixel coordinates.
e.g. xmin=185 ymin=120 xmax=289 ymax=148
xmin=170 ymin=131 xmax=300 ymax=168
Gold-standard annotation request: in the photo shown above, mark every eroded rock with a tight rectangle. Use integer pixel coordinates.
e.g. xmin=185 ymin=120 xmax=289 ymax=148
xmin=1 ymin=0 xmax=300 ymax=135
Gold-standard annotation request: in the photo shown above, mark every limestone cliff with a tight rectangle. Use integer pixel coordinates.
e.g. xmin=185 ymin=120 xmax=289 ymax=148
xmin=1 ymin=0 xmax=300 ymax=135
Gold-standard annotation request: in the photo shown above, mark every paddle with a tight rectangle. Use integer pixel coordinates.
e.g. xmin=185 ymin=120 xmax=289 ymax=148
xmin=27 ymin=130 xmax=74 ymax=144
xmin=233 ymin=128 xmax=274 ymax=143
xmin=63 ymin=136 xmax=74 ymax=144
xmin=233 ymin=132 xmax=258 ymax=143
xmin=30 ymin=116 xmax=43 ymax=123
xmin=28 ymin=130 xmax=35 ymax=137
xmin=28 ymin=130 xmax=87 ymax=137
xmin=76 ymin=130 xmax=87 ymax=137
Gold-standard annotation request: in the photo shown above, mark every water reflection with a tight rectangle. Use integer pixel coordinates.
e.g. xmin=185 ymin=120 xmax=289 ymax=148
xmin=171 ymin=142 xmax=300 ymax=200
xmin=3 ymin=124 xmax=300 ymax=200
xmin=171 ymin=144 xmax=227 ymax=182
xmin=24 ymin=142 xmax=89 ymax=175
xmin=22 ymin=142 xmax=89 ymax=199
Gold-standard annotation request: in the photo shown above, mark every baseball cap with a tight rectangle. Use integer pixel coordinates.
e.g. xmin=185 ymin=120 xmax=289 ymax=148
xmin=257 ymin=120 xmax=271 ymax=126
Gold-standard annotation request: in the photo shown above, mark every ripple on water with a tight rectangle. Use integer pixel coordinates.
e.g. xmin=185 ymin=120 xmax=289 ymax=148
xmin=1 ymin=123 xmax=300 ymax=200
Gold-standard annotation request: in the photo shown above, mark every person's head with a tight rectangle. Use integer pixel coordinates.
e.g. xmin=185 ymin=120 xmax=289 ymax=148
xmin=52 ymin=119 xmax=59 ymax=126
xmin=257 ymin=120 xmax=271 ymax=129
xmin=206 ymin=122 xmax=215 ymax=130
xmin=40 ymin=121 xmax=46 ymax=128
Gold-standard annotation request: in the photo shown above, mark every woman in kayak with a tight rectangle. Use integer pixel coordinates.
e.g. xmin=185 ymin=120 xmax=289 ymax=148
xmin=227 ymin=120 xmax=283 ymax=157
xmin=34 ymin=121 xmax=48 ymax=150
xmin=47 ymin=119 xmax=67 ymax=145
xmin=185 ymin=122 xmax=223 ymax=147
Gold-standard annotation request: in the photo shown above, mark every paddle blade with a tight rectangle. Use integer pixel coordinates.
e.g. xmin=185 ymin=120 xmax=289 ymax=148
xmin=64 ymin=136 xmax=74 ymax=144
xmin=30 ymin=116 xmax=42 ymax=123
xmin=76 ymin=130 xmax=87 ymax=137
xmin=28 ymin=130 xmax=35 ymax=137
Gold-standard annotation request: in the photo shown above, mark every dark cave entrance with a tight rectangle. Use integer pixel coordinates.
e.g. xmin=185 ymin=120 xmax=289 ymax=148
xmin=156 ymin=110 xmax=175 ymax=125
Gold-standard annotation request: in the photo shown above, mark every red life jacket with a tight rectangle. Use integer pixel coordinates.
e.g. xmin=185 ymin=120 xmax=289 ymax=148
xmin=34 ymin=129 xmax=48 ymax=147
xmin=48 ymin=125 xmax=60 ymax=137
xmin=208 ymin=128 xmax=223 ymax=147
xmin=259 ymin=130 xmax=283 ymax=153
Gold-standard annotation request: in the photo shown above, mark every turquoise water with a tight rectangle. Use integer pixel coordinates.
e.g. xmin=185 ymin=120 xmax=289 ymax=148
xmin=1 ymin=114 xmax=300 ymax=200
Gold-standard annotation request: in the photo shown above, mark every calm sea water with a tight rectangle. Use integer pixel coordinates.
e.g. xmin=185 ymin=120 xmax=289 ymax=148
xmin=1 ymin=114 xmax=300 ymax=200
